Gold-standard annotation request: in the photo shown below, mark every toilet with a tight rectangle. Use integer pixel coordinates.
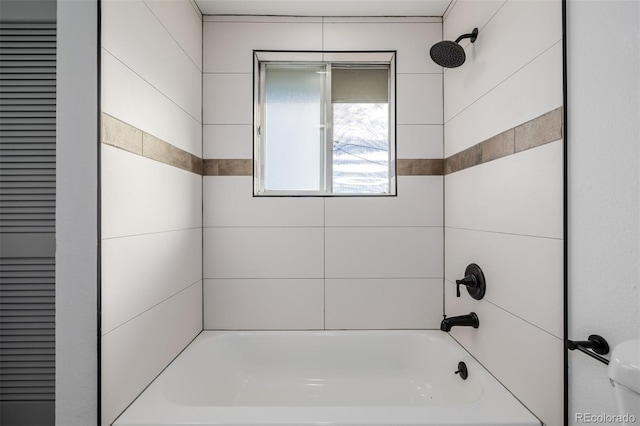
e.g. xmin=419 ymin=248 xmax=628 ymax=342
xmin=608 ymin=339 xmax=640 ymax=425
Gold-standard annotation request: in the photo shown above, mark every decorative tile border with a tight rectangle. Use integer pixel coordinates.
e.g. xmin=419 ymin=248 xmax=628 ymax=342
xmin=397 ymin=159 xmax=444 ymax=176
xmin=203 ymin=159 xmax=253 ymax=176
xmin=102 ymin=107 xmax=561 ymax=178
xmin=101 ymin=113 xmax=203 ymax=175
xmin=445 ymin=107 xmax=563 ymax=175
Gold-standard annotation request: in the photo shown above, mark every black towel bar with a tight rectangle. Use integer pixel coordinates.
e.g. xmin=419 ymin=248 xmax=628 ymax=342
xmin=567 ymin=334 xmax=610 ymax=365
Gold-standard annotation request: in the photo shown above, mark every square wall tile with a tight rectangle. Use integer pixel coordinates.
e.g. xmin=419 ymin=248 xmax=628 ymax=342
xmin=325 ymin=279 xmax=443 ymax=329
xmin=397 ymin=125 xmax=443 ymax=159
xmin=102 ymin=228 xmax=202 ymax=334
xmin=204 ymin=279 xmax=324 ymax=329
xmin=445 ymin=227 xmax=563 ymax=338
xmin=445 ymin=284 xmax=563 ymax=426
xmin=101 ymin=282 xmax=201 ymax=426
xmin=102 ymin=51 xmax=202 ymax=156
xmin=323 ymin=21 xmax=442 ymax=74
xmin=397 ymin=74 xmax=443 ymax=125
xmin=203 ymin=124 xmax=253 ymax=159
xmin=203 ymin=20 xmax=322 ymax=73
xmin=444 ymin=0 xmax=562 ymax=121
xmin=144 ymin=0 xmax=203 ymax=70
xmin=101 ymin=145 xmax=202 ymax=239
xmin=325 ymin=227 xmax=443 ymax=279
xmin=102 ymin=0 xmax=202 ymax=119
xmin=444 ymin=44 xmax=562 ymax=157
xmin=203 ymin=177 xmax=324 ymax=227
xmin=203 ymin=227 xmax=324 ymax=279
xmin=203 ymin=73 xmax=253 ymax=125
xmin=325 ymin=176 xmax=442 ymax=227
xmin=445 ymin=140 xmax=563 ymax=238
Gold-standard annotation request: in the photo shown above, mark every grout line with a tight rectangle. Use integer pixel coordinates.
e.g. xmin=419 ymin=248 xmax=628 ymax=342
xmin=141 ymin=0 xmax=203 ymax=72
xmin=203 ymin=71 xmax=253 ymax=75
xmin=202 ymin=225 xmax=444 ymax=229
xmin=101 ymin=279 xmax=202 ymax=337
xmin=323 ymin=197 xmax=326 ymax=330
xmin=111 ymin=329 xmax=204 ymax=425
xmin=204 ymin=277 xmax=445 ymax=281
xmin=447 ymin=333 xmax=544 ymax=425
xmin=444 ymin=277 xmax=563 ymax=341
xmin=483 ymin=298 xmax=563 ymax=341
xmin=102 ymin=48 xmax=202 ymax=125
xmin=444 ymin=39 xmax=562 ymax=125
xmin=444 ymin=226 xmax=563 ymax=241
xmin=102 ymin=227 xmax=202 ymax=241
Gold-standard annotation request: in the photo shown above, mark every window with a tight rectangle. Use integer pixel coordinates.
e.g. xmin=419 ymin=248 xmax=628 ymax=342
xmin=254 ymin=51 xmax=396 ymax=196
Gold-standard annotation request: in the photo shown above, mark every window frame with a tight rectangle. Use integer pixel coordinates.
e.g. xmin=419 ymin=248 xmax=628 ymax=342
xmin=253 ymin=50 xmax=397 ymax=197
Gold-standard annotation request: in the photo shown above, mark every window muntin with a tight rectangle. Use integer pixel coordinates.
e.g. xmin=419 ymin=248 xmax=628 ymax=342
xmin=255 ymin=52 xmax=396 ymax=196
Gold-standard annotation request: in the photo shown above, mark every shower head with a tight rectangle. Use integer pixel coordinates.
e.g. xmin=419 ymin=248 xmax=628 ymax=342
xmin=429 ymin=28 xmax=478 ymax=68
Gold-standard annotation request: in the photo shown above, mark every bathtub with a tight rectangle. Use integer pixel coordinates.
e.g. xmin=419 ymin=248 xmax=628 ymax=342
xmin=114 ymin=331 xmax=540 ymax=426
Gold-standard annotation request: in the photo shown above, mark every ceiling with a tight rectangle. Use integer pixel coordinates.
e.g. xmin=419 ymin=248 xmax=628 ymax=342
xmin=194 ymin=0 xmax=453 ymax=17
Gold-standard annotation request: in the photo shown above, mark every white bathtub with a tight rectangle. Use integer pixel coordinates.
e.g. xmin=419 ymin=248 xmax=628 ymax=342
xmin=114 ymin=331 xmax=540 ymax=426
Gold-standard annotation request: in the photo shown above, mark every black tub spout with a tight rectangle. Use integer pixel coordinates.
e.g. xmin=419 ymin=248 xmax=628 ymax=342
xmin=440 ymin=312 xmax=479 ymax=332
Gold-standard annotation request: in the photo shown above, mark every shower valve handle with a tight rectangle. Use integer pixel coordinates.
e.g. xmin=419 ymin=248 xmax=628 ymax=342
xmin=455 ymin=275 xmax=477 ymax=297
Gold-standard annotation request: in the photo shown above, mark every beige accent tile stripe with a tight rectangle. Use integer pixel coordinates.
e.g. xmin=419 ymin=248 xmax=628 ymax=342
xmin=203 ymin=159 xmax=253 ymax=176
xmin=397 ymin=159 xmax=444 ymax=176
xmin=102 ymin=107 xmax=561 ymax=178
xmin=445 ymin=106 xmax=563 ymax=175
xmin=101 ymin=113 xmax=203 ymax=175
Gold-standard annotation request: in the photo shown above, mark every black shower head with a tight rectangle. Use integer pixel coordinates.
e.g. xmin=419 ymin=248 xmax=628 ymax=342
xmin=429 ymin=28 xmax=478 ymax=68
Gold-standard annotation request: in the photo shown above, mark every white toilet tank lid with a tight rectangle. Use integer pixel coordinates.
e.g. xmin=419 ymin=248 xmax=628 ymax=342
xmin=608 ymin=339 xmax=640 ymax=393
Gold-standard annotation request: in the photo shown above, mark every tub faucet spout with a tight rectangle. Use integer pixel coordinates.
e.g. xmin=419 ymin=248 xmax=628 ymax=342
xmin=440 ymin=312 xmax=479 ymax=332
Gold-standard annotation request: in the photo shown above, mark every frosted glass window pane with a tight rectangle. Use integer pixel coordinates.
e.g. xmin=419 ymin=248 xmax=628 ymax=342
xmin=333 ymin=103 xmax=389 ymax=194
xmin=264 ymin=66 xmax=325 ymax=191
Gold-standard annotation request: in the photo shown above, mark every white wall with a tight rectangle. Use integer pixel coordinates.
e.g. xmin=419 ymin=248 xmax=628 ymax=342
xmin=567 ymin=1 xmax=640 ymax=423
xmin=100 ymin=1 xmax=203 ymax=424
xmin=443 ymin=1 xmax=564 ymax=425
xmin=56 ymin=1 xmax=99 ymax=424
xmin=202 ymin=16 xmax=444 ymax=330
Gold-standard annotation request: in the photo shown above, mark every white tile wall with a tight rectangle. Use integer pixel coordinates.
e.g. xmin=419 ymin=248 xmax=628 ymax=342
xmin=203 ymin=279 xmax=324 ymax=329
xmin=396 ymin=125 xmax=443 ymax=159
xmin=322 ymin=20 xmax=442 ymax=74
xmin=203 ymin=73 xmax=253 ymax=125
xmin=102 ymin=145 xmax=202 ymax=239
xmin=443 ymin=1 xmax=564 ymax=424
xmin=325 ymin=279 xmax=443 ymax=329
xmin=203 ymin=177 xmax=324 ymax=227
xmin=102 ymin=0 xmax=202 ymax=119
xmin=325 ymin=227 xmax=443 ymax=279
xmin=101 ymin=282 xmax=202 ymax=426
xmin=443 ymin=0 xmax=562 ymax=122
xmin=101 ymin=2 xmax=203 ymax=423
xmin=203 ymin=124 xmax=253 ymax=159
xmin=325 ymin=176 xmax=442 ymax=227
xmin=143 ymin=0 xmax=203 ymax=70
xmin=442 ymin=0 xmax=505 ymax=47
xmin=444 ymin=42 xmax=563 ymax=156
xmin=445 ymin=227 xmax=563 ymax=338
xmin=102 ymin=228 xmax=202 ymax=334
xmin=397 ymin=74 xmax=443 ymax=125
xmin=102 ymin=50 xmax=202 ymax=156
xmin=203 ymin=18 xmax=322 ymax=73
xmin=445 ymin=282 xmax=563 ymax=426
xmin=445 ymin=140 xmax=563 ymax=239
xmin=202 ymin=17 xmax=445 ymax=330
xmin=203 ymin=227 xmax=325 ymax=279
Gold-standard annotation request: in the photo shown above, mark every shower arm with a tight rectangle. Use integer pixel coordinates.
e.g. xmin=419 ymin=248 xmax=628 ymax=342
xmin=455 ymin=28 xmax=479 ymax=44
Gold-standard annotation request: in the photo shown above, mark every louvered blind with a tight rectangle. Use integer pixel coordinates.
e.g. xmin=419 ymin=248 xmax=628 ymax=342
xmin=0 ymin=20 xmax=56 ymax=423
